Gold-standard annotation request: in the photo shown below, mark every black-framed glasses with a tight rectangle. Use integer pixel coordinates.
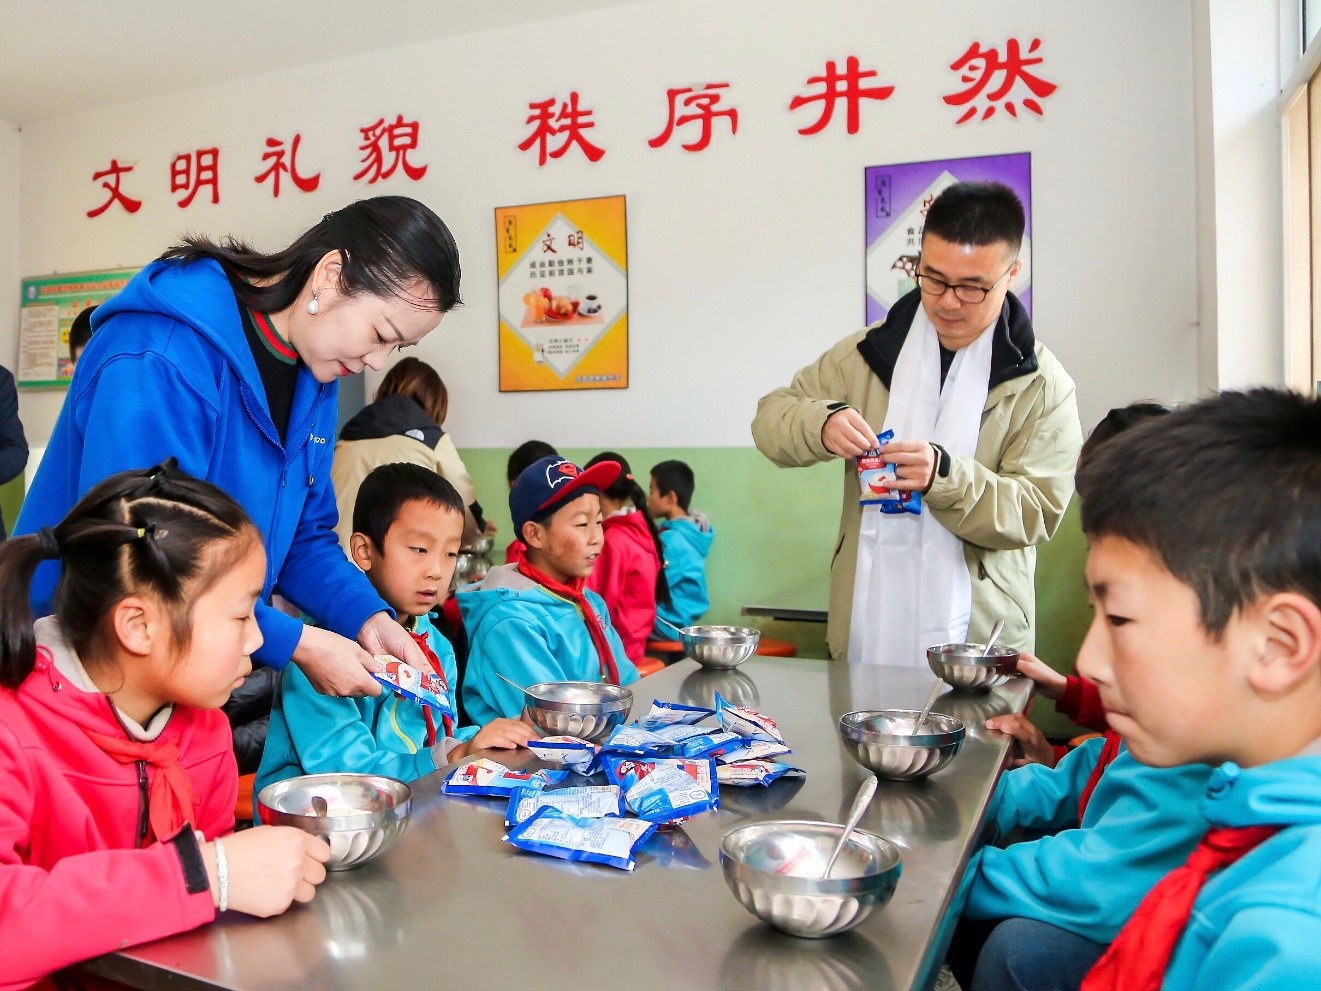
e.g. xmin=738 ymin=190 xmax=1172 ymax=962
xmin=913 ymin=262 xmax=1017 ymax=304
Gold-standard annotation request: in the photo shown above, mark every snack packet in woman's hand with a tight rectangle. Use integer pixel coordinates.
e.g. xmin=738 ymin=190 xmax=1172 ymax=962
xmin=504 ymin=807 xmax=656 ymax=871
xmin=371 ymin=655 xmax=455 ymax=719
xmin=602 ymin=755 xmax=720 ymax=824
xmin=442 ymin=758 xmax=569 ymax=797
xmin=715 ymin=692 xmax=786 ymax=744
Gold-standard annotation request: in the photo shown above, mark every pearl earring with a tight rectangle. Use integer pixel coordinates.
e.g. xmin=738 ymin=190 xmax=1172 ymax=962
xmin=307 ymin=291 xmax=320 ymax=316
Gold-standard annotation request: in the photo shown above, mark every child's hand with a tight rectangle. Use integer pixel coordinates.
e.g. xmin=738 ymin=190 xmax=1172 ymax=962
xmin=985 ymin=713 xmax=1057 ymax=768
xmin=204 ymin=826 xmax=331 ymax=918
xmin=449 ymin=719 xmax=539 ymax=760
xmin=1015 ymin=652 xmax=1068 ymax=700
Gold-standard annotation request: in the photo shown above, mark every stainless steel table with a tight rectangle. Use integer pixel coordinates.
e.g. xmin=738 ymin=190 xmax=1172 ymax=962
xmin=741 ymin=577 xmax=829 ymax=624
xmin=87 ymin=657 xmax=1028 ymax=991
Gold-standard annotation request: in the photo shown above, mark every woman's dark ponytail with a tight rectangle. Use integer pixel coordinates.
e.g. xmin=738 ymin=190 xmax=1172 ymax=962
xmin=587 ymin=452 xmax=672 ymax=608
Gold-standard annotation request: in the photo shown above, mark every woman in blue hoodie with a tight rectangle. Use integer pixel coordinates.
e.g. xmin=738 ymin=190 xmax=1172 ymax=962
xmin=16 ymin=196 xmax=462 ymax=697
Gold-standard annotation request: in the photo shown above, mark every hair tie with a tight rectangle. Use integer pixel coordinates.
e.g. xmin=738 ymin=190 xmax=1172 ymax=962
xmin=36 ymin=527 xmax=60 ymax=560
xmin=625 ymin=473 xmax=634 ymax=481
xmin=136 ymin=523 xmax=162 ymax=542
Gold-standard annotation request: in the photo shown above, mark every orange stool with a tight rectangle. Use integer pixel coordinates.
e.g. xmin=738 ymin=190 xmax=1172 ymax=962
xmin=235 ymin=772 xmax=256 ymax=823
xmin=635 ymin=656 xmax=667 ymax=677
xmin=1068 ymin=731 xmax=1103 ymax=750
xmin=754 ymin=638 xmax=797 ymax=657
xmin=646 ymin=639 xmax=684 ymax=656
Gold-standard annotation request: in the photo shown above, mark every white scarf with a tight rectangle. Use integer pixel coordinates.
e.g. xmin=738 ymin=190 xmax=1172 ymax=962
xmin=847 ymin=308 xmax=994 ymax=666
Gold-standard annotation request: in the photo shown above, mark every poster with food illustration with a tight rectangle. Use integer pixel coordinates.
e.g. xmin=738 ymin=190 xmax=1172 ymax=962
xmin=17 ymin=268 xmax=139 ymax=388
xmin=864 ymin=153 xmax=1032 ymax=323
xmin=495 ymin=195 xmax=628 ymax=392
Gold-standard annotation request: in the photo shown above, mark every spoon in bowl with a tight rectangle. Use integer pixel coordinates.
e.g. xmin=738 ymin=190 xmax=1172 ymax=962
xmin=823 ymin=775 xmax=878 ymax=879
xmin=910 ymin=677 xmax=945 ymax=735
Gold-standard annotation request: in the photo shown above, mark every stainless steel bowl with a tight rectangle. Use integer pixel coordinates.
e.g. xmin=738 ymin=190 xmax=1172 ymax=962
xmin=522 ymin=680 xmax=633 ymax=743
xmin=838 ymin=710 xmax=966 ymax=781
xmin=256 ymin=772 xmax=412 ymax=871
xmin=680 ymin=625 xmax=760 ymax=670
xmin=720 ymin=820 xmax=902 ymax=938
xmin=926 ymin=642 xmax=1020 ymax=692
xmin=464 ymin=535 xmax=495 ymax=556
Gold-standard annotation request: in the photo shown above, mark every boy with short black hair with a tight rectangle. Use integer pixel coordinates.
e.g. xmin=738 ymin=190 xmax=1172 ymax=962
xmin=256 ymin=463 xmax=534 ymax=794
xmin=1072 ymin=388 xmax=1321 ymax=990
xmin=647 ymin=459 xmax=714 ymax=636
xmin=461 ymin=456 xmax=639 ymax=725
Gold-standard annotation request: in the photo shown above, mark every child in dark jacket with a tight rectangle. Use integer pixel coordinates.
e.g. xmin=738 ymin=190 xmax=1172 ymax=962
xmin=0 ymin=462 xmax=330 ymax=989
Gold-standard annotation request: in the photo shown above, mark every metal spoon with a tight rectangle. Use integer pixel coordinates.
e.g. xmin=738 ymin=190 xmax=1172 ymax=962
xmin=495 ymin=671 xmax=528 ymax=695
xmin=910 ymin=677 xmax=945 ymax=735
xmin=823 ymin=775 xmax=878 ymax=879
xmin=653 ymin=616 xmax=688 ymax=639
xmin=310 ymin=795 xmax=329 ymax=817
xmin=982 ymin=619 xmax=1006 ymax=656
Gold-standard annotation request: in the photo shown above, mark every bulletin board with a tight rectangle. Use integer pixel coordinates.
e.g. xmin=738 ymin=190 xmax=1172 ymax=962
xmin=17 ymin=268 xmax=139 ymax=388
xmin=864 ymin=153 xmax=1033 ymax=323
xmin=495 ymin=195 xmax=628 ymax=392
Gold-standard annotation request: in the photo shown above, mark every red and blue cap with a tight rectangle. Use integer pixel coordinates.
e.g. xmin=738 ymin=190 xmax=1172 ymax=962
xmin=510 ymin=456 xmax=621 ymax=537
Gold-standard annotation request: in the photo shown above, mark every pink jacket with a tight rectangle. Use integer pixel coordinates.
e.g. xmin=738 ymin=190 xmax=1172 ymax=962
xmin=587 ymin=511 xmax=661 ymax=662
xmin=0 ymin=624 xmax=233 ymax=990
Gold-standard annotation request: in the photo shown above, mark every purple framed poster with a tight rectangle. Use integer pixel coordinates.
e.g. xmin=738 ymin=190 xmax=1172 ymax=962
xmin=864 ymin=152 xmax=1032 ymax=323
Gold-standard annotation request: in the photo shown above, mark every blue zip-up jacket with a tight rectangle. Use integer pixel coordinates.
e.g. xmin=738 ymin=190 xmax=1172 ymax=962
xmin=652 ymin=514 xmax=714 ymax=636
xmin=14 ymin=259 xmax=388 ymax=668
xmin=255 ymin=613 xmax=477 ymax=796
xmin=1161 ymin=751 xmax=1321 ymax=990
xmin=458 ymin=564 xmax=638 ymax=726
xmin=961 ymin=735 xmax=1212 ymax=942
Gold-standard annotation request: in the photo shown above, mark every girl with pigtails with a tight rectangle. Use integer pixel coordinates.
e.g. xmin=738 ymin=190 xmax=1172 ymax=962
xmin=584 ymin=451 xmax=672 ymax=664
xmin=0 ymin=461 xmax=330 ymax=991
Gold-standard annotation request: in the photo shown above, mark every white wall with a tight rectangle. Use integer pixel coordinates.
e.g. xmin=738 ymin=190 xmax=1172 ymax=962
xmin=14 ymin=0 xmax=1200 ymax=447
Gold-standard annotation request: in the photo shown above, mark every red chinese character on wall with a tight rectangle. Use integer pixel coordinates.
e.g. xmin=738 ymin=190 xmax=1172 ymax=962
xmin=255 ymin=134 xmax=321 ymax=197
xmin=789 ymin=56 xmax=895 ymax=136
xmin=944 ymin=37 xmax=1057 ymax=124
xmin=86 ymin=159 xmax=142 ymax=218
xmin=171 ymin=148 xmax=220 ymax=208
xmin=649 ymin=83 xmax=739 ymax=152
xmin=518 ymin=92 xmax=605 ymax=166
xmin=354 ymin=115 xmax=429 ymax=183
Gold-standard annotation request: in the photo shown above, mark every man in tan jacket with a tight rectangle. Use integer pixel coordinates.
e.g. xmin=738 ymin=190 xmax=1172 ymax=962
xmin=752 ymin=182 xmax=1081 ymax=663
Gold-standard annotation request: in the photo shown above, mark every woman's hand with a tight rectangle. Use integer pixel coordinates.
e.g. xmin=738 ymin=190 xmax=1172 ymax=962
xmin=448 ymin=718 xmax=538 ymax=761
xmin=357 ymin=612 xmax=429 ymax=673
xmin=1015 ymin=652 xmax=1068 ymax=700
xmin=203 ymin=827 xmax=331 ymax=917
xmin=292 ymin=625 xmax=382 ymax=697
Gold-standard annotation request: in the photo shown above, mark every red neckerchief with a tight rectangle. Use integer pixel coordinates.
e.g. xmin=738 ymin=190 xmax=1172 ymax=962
xmin=407 ymin=630 xmax=454 ymax=742
xmin=1081 ymin=824 xmax=1281 ymax=991
xmin=515 ymin=559 xmax=621 ymax=684
xmin=84 ymin=730 xmax=195 ymax=845
xmin=1077 ymin=729 xmax=1124 ymax=822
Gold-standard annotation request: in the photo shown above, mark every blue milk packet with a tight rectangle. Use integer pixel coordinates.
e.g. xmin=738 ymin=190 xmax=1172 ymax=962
xmin=505 ymin=784 xmax=627 ymax=827
xmin=602 ymin=755 xmax=720 ymax=824
xmin=717 ymin=739 xmax=792 ymax=764
xmin=716 ymin=761 xmax=806 ymax=787
xmin=441 ymin=758 xmax=570 ymax=798
xmin=526 ymin=736 xmax=602 ymax=776
xmin=855 ymin=428 xmax=922 ymax=515
xmin=639 ymin=700 xmax=716 ymax=730
xmin=371 ymin=657 xmax=456 ymax=721
xmin=714 ymin=692 xmax=786 ymax=744
xmin=600 ymin=723 xmax=675 ymax=756
xmin=503 ymin=807 xmax=657 ymax=871
xmin=649 ymin=724 xmax=742 ymax=759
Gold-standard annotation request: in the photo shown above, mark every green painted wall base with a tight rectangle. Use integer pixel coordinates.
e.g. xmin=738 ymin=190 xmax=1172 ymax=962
xmin=460 ymin=445 xmax=1094 ymax=740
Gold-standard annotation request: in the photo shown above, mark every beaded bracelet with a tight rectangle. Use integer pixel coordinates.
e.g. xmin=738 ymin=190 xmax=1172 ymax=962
xmin=214 ymin=837 xmax=230 ymax=913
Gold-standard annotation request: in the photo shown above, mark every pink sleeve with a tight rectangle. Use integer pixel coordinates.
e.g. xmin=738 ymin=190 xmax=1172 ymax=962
xmin=193 ymin=715 xmax=239 ymax=839
xmin=588 ymin=539 xmax=656 ymax=660
xmin=0 ymin=729 xmax=215 ymax=991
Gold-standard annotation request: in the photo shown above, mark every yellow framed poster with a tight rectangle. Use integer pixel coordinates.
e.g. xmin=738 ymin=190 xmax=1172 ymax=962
xmin=18 ymin=268 xmax=139 ymax=388
xmin=495 ymin=195 xmax=628 ymax=392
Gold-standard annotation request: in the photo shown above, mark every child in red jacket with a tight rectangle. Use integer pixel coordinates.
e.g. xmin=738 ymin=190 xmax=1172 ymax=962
xmin=0 ymin=461 xmax=330 ymax=990
xmin=583 ymin=452 xmax=671 ymax=663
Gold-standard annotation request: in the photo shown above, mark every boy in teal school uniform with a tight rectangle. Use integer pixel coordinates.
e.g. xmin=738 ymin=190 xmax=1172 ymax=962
xmin=460 ymin=456 xmax=639 ymax=725
xmin=1069 ymin=388 xmax=1321 ymax=991
xmin=256 ymin=463 xmax=534 ymax=795
xmin=646 ymin=459 xmax=714 ymax=636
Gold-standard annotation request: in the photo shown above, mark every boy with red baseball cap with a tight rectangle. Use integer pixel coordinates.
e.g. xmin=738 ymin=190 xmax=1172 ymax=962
xmin=459 ymin=457 xmax=639 ymax=725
